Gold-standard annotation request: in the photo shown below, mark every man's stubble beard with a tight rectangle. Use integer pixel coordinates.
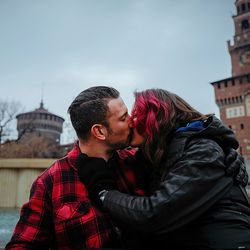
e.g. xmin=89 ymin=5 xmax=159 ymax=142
xmin=105 ymin=125 xmax=133 ymax=153
xmin=106 ymin=140 xmax=130 ymax=153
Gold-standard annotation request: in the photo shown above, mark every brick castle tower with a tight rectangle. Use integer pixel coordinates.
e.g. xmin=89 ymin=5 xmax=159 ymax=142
xmin=211 ymin=0 xmax=250 ymax=161
xmin=16 ymin=101 xmax=64 ymax=144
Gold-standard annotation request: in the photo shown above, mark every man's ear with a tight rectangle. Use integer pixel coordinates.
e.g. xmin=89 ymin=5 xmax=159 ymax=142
xmin=91 ymin=124 xmax=107 ymax=141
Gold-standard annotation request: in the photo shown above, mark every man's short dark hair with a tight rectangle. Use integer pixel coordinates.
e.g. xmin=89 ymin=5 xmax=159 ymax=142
xmin=68 ymin=86 xmax=120 ymax=140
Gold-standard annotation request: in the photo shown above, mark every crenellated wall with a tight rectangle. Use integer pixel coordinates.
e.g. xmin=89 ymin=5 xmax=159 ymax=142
xmin=0 ymin=159 xmax=55 ymax=208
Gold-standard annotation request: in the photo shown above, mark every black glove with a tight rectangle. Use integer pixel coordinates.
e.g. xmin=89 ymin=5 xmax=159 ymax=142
xmin=76 ymin=153 xmax=117 ymax=206
xmin=224 ymin=148 xmax=248 ymax=187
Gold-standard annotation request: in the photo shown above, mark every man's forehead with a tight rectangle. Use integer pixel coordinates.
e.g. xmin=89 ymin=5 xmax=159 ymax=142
xmin=107 ymin=97 xmax=128 ymax=116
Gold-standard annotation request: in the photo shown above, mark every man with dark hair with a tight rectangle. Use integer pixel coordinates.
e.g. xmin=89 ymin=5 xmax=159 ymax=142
xmin=68 ymin=86 xmax=132 ymax=150
xmin=6 ymin=86 xmax=145 ymax=249
xmin=6 ymin=86 xmax=248 ymax=249
xmin=68 ymin=86 xmax=120 ymax=141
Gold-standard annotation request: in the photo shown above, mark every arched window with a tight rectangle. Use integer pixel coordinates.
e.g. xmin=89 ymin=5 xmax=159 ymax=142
xmin=242 ymin=3 xmax=246 ymax=12
xmin=241 ymin=19 xmax=249 ymax=30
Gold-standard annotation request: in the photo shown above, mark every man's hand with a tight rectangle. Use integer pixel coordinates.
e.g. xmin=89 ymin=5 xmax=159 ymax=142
xmin=224 ymin=148 xmax=248 ymax=186
xmin=76 ymin=153 xmax=117 ymax=206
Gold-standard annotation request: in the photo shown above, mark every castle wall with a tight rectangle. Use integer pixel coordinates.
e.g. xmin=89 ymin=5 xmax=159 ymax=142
xmin=0 ymin=159 xmax=55 ymax=208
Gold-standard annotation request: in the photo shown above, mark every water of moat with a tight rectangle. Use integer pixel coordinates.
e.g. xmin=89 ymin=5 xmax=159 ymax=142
xmin=0 ymin=208 xmax=19 ymax=249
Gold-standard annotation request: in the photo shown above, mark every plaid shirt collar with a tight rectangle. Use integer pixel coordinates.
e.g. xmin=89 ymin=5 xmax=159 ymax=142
xmin=67 ymin=141 xmax=82 ymax=172
xmin=67 ymin=141 xmax=121 ymax=172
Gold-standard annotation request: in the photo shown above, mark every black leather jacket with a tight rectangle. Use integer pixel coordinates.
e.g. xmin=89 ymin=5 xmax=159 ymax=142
xmin=103 ymin=116 xmax=250 ymax=249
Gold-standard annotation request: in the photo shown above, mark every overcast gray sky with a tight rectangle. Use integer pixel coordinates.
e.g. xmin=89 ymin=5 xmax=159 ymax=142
xmin=0 ymin=0 xmax=235 ymax=143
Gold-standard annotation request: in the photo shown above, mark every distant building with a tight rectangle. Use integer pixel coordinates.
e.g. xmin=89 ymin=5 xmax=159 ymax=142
xmin=211 ymin=0 xmax=250 ymax=161
xmin=16 ymin=101 xmax=64 ymax=144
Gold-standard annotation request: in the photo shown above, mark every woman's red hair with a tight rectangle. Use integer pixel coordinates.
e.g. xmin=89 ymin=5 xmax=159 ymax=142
xmin=132 ymin=89 xmax=208 ymax=167
xmin=132 ymin=91 xmax=170 ymax=141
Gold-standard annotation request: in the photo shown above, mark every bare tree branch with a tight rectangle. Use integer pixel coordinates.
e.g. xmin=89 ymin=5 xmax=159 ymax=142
xmin=0 ymin=100 xmax=23 ymax=144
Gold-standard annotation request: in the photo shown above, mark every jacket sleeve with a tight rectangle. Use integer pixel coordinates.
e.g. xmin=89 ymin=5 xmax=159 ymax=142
xmin=103 ymin=139 xmax=234 ymax=235
xmin=5 ymin=177 xmax=53 ymax=249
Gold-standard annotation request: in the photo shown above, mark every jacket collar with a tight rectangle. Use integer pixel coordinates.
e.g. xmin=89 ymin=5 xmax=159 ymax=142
xmin=67 ymin=141 xmax=120 ymax=171
xmin=163 ymin=135 xmax=189 ymax=172
xmin=67 ymin=141 xmax=82 ymax=172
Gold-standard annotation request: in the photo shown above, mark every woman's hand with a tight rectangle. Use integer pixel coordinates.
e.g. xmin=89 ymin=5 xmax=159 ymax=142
xmin=224 ymin=148 xmax=248 ymax=186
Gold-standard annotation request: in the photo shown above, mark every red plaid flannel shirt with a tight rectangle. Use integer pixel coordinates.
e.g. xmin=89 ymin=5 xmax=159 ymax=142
xmin=5 ymin=143 xmax=145 ymax=250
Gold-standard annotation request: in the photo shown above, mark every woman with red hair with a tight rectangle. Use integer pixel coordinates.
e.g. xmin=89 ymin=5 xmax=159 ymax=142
xmin=80 ymin=88 xmax=250 ymax=249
